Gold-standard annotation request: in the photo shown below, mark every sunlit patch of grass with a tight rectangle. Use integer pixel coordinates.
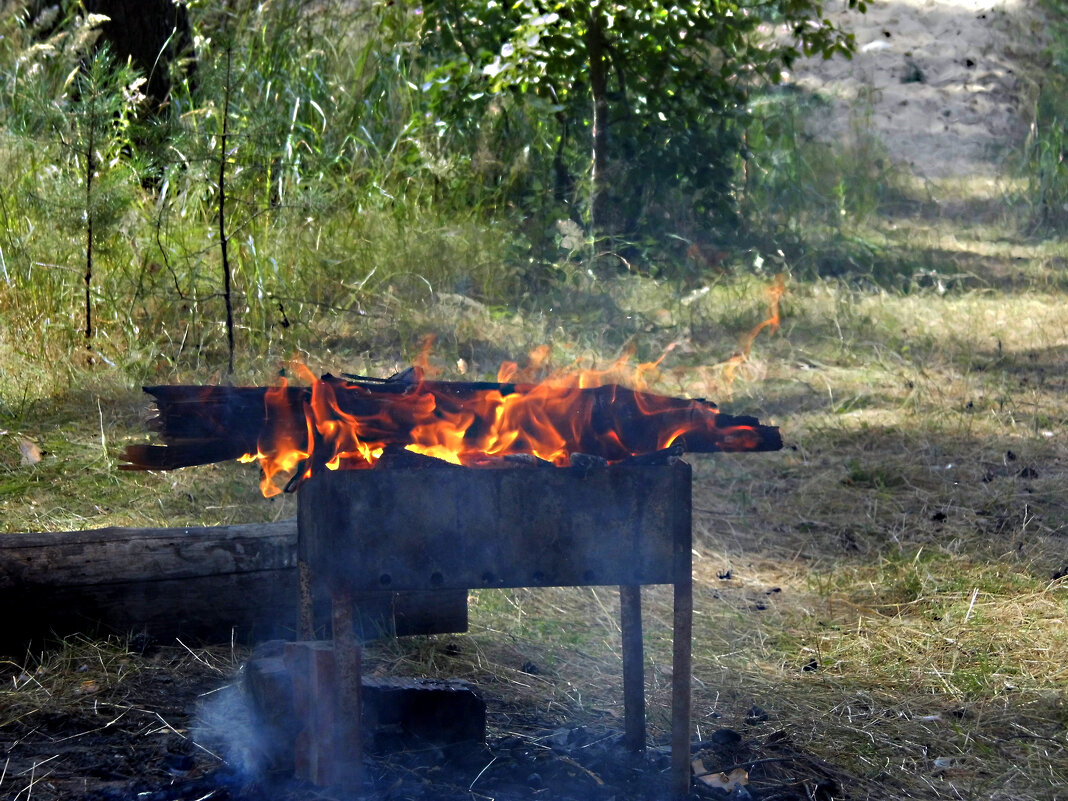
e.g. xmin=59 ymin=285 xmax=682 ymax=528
xmin=616 ymin=252 xmax=1068 ymax=800
xmin=671 ymin=517 xmax=1068 ymax=797
xmin=0 ymin=636 xmax=143 ymax=728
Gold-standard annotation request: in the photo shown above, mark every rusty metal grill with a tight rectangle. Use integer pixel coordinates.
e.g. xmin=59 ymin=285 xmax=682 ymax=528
xmin=296 ymin=459 xmax=694 ymax=798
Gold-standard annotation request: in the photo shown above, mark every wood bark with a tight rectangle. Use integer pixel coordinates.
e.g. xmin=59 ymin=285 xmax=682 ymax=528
xmin=121 ymin=377 xmax=783 ymax=474
xmin=24 ymin=0 xmax=196 ymax=109
xmin=0 ymin=521 xmax=467 ymax=653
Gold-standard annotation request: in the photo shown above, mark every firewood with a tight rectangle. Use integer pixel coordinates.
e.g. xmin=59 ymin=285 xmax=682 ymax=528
xmin=121 ymin=373 xmax=782 ymax=481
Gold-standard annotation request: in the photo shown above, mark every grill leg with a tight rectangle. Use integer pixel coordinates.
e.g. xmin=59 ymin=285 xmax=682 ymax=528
xmin=671 ymin=575 xmax=693 ymax=799
xmin=298 ymin=558 xmax=314 ymax=640
xmin=619 ymin=584 xmax=646 ymax=752
xmin=332 ymin=589 xmax=363 ymax=791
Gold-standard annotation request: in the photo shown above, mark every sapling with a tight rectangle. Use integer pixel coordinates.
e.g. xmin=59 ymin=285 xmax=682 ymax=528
xmin=53 ymin=44 xmax=146 ymax=351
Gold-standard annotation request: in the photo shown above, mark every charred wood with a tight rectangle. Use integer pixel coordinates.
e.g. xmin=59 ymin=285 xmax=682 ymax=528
xmin=121 ymin=374 xmax=783 ymax=477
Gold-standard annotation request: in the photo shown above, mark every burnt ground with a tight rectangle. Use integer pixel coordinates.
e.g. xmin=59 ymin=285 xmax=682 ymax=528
xmin=0 ymin=640 xmax=851 ymax=801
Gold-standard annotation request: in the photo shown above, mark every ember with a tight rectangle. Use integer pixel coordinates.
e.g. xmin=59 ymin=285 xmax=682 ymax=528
xmin=121 ymin=359 xmax=782 ymax=496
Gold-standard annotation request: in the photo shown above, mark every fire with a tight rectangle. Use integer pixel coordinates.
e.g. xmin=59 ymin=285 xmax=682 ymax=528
xmin=720 ymin=272 xmax=785 ymax=387
xmin=122 ymin=282 xmax=785 ymax=496
xmin=240 ymin=345 xmax=765 ymax=497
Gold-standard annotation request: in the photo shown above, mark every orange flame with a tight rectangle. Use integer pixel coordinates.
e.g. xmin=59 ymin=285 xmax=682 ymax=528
xmin=240 ymin=343 xmax=774 ymax=497
xmin=411 ymin=333 xmax=441 ymax=378
xmin=721 ymin=273 xmax=785 ymax=387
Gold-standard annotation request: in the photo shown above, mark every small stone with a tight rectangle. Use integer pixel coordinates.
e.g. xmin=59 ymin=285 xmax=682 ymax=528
xmin=745 ymin=705 xmax=769 ymax=723
xmin=708 ymin=728 xmax=742 ymax=746
xmin=164 ymin=752 xmax=194 ymax=774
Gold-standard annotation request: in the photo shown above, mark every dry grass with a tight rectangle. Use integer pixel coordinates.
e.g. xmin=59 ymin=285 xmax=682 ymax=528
xmin=344 ymin=215 xmax=1068 ymax=798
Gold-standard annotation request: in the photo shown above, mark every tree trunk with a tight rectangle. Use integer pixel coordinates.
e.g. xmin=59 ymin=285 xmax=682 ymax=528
xmin=24 ymin=0 xmax=196 ymax=109
xmin=84 ymin=98 xmax=95 ymax=346
xmin=586 ymin=8 xmax=609 ymax=240
xmin=84 ymin=0 xmax=195 ymax=107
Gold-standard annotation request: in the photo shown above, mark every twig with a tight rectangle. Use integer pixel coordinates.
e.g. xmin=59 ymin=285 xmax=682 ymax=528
xmin=175 ymin=638 xmax=224 ymax=673
xmin=468 ymin=755 xmax=497 ymax=790
xmin=963 ymin=587 xmax=979 ymax=623
xmin=693 ymin=755 xmax=811 ymax=779
xmin=152 ymin=711 xmax=185 ymax=738
xmin=97 ymin=398 xmax=108 ymax=460
xmin=588 ymin=587 xmax=620 ymax=633
xmin=192 ymin=739 xmax=224 ymax=763
xmin=154 ymin=205 xmax=186 ymax=301
xmin=7 ymin=727 xmax=41 ymax=752
xmin=196 ymin=684 xmax=232 ymax=699
xmin=558 ymin=755 xmax=605 ymax=785
xmin=14 ymin=755 xmax=58 ymax=801
xmin=50 ymin=708 xmax=129 ymax=743
xmin=219 ymin=43 xmax=235 ymax=376
xmin=84 ymin=80 xmax=95 ymax=350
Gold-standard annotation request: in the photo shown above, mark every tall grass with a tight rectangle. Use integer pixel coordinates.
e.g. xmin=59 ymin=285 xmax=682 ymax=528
xmin=1020 ymin=3 xmax=1068 ymax=232
xmin=0 ymin=2 xmax=531 ymax=379
xmin=0 ymin=0 xmax=1017 ymax=378
xmin=742 ymin=87 xmax=897 ymax=233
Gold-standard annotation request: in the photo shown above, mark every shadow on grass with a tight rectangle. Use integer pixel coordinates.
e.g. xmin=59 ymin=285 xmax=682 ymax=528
xmin=693 ymin=417 xmax=1068 ymax=580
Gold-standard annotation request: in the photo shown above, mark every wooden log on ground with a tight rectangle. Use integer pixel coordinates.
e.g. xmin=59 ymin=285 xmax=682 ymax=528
xmin=0 ymin=521 xmax=468 ymax=653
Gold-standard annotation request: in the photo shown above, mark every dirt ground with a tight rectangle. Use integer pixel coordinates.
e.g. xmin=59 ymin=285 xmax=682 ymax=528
xmin=790 ymin=0 xmax=1043 ymax=181
xmin=0 ymin=637 xmax=852 ymax=801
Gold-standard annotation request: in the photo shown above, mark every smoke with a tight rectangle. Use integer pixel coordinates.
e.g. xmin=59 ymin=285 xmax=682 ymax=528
xmin=192 ymin=676 xmax=277 ymax=781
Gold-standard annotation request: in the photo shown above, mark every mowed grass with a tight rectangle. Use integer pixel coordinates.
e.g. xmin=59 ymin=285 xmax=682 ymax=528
xmin=2 ymin=184 xmax=1068 ymax=799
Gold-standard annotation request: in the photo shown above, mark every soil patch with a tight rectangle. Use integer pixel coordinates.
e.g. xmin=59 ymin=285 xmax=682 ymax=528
xmin=790 ymin=0 xmax=1043 ymax=180
xmin=1 ymin=642 xmax=857 ymax=801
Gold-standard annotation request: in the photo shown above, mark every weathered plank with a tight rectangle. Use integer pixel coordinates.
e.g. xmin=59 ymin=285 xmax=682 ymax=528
xmin=0 ymin=521 xmax=467 ymax=652
xmin=0 ymin=521 xmax=296 ymax=588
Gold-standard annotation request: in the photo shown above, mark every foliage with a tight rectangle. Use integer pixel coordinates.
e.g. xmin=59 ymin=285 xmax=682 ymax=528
xmin=0 ymin=0 xmax=1045 ymax=368
xmin=0 ymin=0 xmax=531 ymax=371
xmin=1022 ymin=1 xmax=1068 ymax=232
xmin=0 ymin=10 xmax=147 ymax=353
xmin=414 ymin=0 xmax=861 ymax=250
xmin=740 ymin=86 xmax=897 ymax=233
xmin=61 ymin=46 xmax=148 ymax=345
xmin=0 ymin=0 xmax=884 ymax=358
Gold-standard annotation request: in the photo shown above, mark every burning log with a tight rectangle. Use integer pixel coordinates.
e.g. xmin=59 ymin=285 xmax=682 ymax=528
xmin=121 ymin=369 xmax=782 ymax=495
